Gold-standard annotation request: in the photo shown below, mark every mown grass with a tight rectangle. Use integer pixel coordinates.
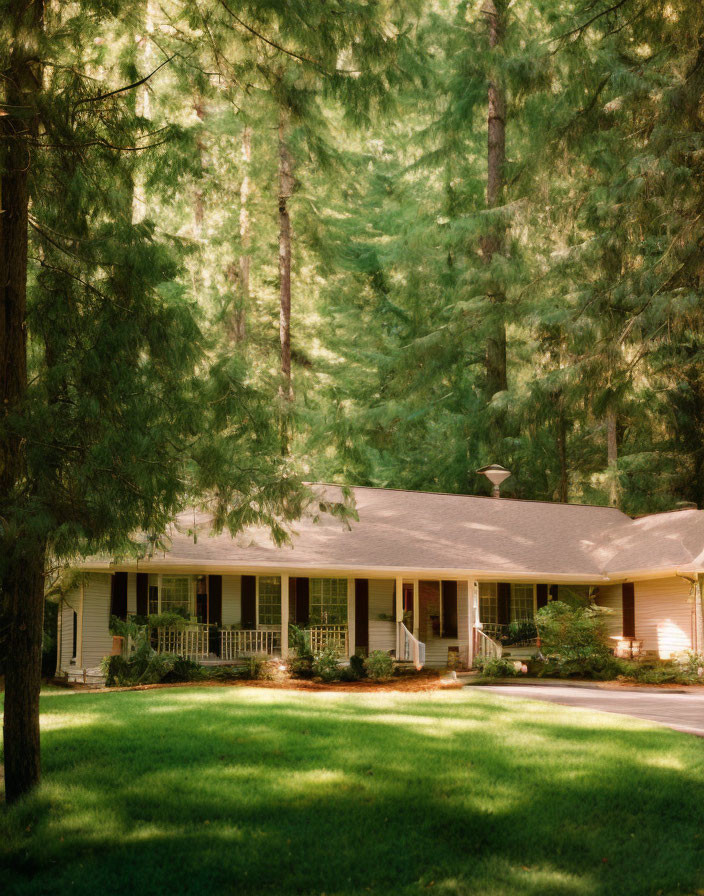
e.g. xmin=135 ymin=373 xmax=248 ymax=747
xmin=1 ymin=686 xmax=703 ymax=895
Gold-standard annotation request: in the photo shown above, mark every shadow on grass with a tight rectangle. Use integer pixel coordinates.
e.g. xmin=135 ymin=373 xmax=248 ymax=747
xmin=2 ymin=688 xmax=703 ymax=896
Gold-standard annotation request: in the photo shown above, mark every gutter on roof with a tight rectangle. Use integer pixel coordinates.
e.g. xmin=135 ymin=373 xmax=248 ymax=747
xmin=76 ymin=558 xmax=609 ymax=583
xmin=603 ymin=566 xmax=704 ymax=582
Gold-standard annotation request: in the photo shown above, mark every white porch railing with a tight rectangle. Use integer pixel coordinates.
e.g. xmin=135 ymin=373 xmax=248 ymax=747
xmin=473 ymin=626 xmax=502 ymax=662
xmin=157 ymin=624 xmax=210 ymax=661
xmin=220 ymin=629 xmax=281 ymax=660
xmin=306 ymin=624 xmax=349 ymax=656
xmin=397 ymin=622 xmax=426 ymax=670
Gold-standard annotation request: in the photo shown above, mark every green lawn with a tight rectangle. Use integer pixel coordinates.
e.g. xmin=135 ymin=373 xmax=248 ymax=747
xmin=1 ymin=686 xmax=703 ymax=895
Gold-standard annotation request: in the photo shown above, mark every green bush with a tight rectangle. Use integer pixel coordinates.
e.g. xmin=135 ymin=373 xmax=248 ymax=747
xmin=501 ymin=620 xmax=538 ymax=646
xmin=349 ymin=653 xmax=367 ymax=680
xmin=364 ymin=650 xmax=394 ymax=681
xmin=534 ymin=654 xmax=623 ymax=681
xmin=535 ymin=600 xmax=611 ymax=669
xmin=476 ymin=657 xmax=523 ymax=678
xmin=312 ymin=644 xmax=341 ymax=682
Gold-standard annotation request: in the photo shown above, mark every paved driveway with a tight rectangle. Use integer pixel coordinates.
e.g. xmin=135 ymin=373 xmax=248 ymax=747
xmin=479 ymin=683 xmax=704 ymax=736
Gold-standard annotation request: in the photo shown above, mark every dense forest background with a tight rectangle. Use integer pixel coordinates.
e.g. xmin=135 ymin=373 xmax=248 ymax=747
xmin=10 ymin=0 xmax=704 ymax=517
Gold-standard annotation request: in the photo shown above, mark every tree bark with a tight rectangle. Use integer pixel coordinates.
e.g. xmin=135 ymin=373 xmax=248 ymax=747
xmin=3 ymin=549 xmax=47 ymax=803
xmin=229 ymin=124 xmax=251 ymax=343
xmin=0 ymin=0 xmax=45 ymax=804
xmin=481 ymin=0 xmax=508 ymax=398
xmin=557 ymin=398 xmax=569 ymax=503
xmin=606 ymin=407 xmax=619 ymax=506
xmin=278 ymin=107 xmax=294 ymax=402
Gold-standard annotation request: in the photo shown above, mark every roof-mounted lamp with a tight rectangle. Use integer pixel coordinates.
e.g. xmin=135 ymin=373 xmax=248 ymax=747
xmin=477 ymin=464 xmax=511 ymax=498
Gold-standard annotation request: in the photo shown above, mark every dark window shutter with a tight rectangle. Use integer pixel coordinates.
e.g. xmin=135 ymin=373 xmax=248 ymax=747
xmin=241 ymin=575 xmax=256 ymax=628
xmin=622 ymin=582 xmax=635 ymax=638
xmin=355 ymin=579 xmax=369 ymax=651
xmin=110 ymin=572 xmax=128 ymax=620
xmin=296 ymin=577 xmax=309 ymax=626
xmin=441 ymin=581 xmax=458 ymax=638
xmin=497 ymin=582 xmax=511 ymax=626
xmin=72 ymin=611 xmax=78 ymax=658
xmin=136 ymin=573 xmax=148 ymax=617
xmin=208 ymin=575 xmax=223 ymax=627
xmin=536 ymin=584 xmax=548 ymax=610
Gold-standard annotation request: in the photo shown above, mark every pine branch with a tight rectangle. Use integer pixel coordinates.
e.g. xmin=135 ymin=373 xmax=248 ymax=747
xmin=73 ymin=55 xmax=176 ymax=107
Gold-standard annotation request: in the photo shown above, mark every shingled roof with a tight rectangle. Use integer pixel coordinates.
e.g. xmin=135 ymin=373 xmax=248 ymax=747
xmin=81 ymin=484 xmax=704 ymax=582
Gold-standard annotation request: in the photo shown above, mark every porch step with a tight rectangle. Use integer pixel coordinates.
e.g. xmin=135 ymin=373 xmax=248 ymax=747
xmin=65 ymin=667 xmax=106 ymax=687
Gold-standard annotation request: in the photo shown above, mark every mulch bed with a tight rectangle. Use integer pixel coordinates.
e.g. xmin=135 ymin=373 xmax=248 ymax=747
xmin=49 ymin=671 xmax=463 ymax=695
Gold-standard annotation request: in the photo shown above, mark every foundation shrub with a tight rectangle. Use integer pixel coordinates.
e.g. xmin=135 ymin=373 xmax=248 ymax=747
xmin=364 ymin=650 xmax=394 ymax=681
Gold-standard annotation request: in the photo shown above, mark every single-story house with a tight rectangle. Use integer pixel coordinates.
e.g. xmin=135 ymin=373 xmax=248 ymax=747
xmin=56 ymin=484 xmax=704 ymax=681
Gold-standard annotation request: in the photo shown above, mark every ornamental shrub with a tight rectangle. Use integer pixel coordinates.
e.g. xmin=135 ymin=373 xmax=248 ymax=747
xmin=312 ymin=644 xmax=341 ymax=682
xmin=476 ymin=657 xmax=523 ymax=678
xmin=349 ymin=652 xmax=367 ymax=679
xmin=364 ymin=650 xmax=394 ymax=680
xmin=535 ymin=601 xmax=611 ymax=664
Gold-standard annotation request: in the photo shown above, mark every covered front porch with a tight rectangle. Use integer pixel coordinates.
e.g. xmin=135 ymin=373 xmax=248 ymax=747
xmin=110 ymin=570 xmax=478 ymax=668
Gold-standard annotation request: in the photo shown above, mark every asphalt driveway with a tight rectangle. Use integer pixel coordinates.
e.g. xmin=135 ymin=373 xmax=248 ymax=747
xmin=479 ymin=683 xmax=704 ymax=736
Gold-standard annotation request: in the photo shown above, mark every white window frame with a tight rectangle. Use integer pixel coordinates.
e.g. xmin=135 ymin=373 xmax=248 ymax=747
xmin=256 ymin=575 xmax=282 ymax=628
xmin=147 ymin=573 xmax=195 ymax=616
xmin=510 ymin=583 xmax=536 ymax=622
xmin=479 ymin=582 xmax=498 ymax=626
xmin=309 ymin=578 xmax=348 ymax=625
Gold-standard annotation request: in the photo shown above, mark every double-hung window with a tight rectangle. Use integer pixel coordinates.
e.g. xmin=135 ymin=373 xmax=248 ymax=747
xmin=479 ymin=583 xmax=498 ymax=627
xmin=510 ymin=584 xmax=534 ymax=621
xmin=309 ymin=578 xmax=348 ymax=625
xmin=258 ymin=576 xmax=282 ymax=626
xmin=147 ymin=574 xmax=194 ymax=616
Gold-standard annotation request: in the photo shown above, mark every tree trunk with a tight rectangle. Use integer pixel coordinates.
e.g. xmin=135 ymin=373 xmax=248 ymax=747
xmin=278 ymin=107 xmax=294 ymax=402
xmin=229 ymin=124 xmax=251 ymax=343
xmin=557 ymin=398 xmax=569 ymax=503
xmin=3 ymin=549 xmax=46 ymax=803
xmin=0 ymin=0 xmax=44 ymax=804
xmin=481 ymin=0 xmax=508 ymax=398
xmin=606 ymin=407 xmax=619 ymax=506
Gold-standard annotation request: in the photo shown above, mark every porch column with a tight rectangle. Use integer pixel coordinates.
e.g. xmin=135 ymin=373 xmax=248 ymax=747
xmin=280 ymin=573 xmax=289 ymax=659
xmin=413 ymin=579 xmax=419 ymax=639
xmin=77 ymin=577 xmax=85 ymax=668
xmin=467 ymin=579 xmax=477 ymax=667
xmin=395 ymin=575 xmax=403 ymax=656
xmin=696 ymin=575 xmax=704 ymax=655
xmin=347 ymin=576 xmax=355 ymax=657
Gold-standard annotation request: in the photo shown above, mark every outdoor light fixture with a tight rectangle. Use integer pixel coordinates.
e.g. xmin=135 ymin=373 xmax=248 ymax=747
xmin=477 ymin=464 xmax=511 ymax=497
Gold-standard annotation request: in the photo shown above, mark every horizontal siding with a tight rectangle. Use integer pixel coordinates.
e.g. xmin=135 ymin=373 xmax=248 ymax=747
xmin=596 ymin=584 xmax=623 ymax=638
xmin=81 ymin=574 xmax=113 ymax=670
xmin=425 ymin=581 xmax=469 ymax=667
xmin=368 ymin=578 xmax=395 ymax=653
xmin=634 ymin=577 xmax=693 ymax=659
xmin=222 ymin=575 xmax=241 ymax=626
xmin=127 ymin=573 xmax=137 ymax=615
xmin=58 ymin=588 xmax=81 ymax=672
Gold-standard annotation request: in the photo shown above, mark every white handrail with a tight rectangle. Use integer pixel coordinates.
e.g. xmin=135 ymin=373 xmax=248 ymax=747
xmin=397 ymin=622 xmax=426 ymax=670
xmin=473 ymin=626 xmax=502 ymax=662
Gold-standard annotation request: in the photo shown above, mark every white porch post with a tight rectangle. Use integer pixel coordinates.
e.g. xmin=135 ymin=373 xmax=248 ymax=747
xmin=347 ymin=577 xmax=355 ymax=658
xmin=395 ymin=575 xmax=403 ymax=656
xmin=467 ymin=579 xmax=477 ymax=668
xmin=413 ymin=578 xmax=419 ymax=639
xmin=280 ymin=573 xmax=289 ymax=658
xmin=696 ymin=575 xmax=704 ymax=655
xmin=77 ymin=577 xmax=85 ymax=668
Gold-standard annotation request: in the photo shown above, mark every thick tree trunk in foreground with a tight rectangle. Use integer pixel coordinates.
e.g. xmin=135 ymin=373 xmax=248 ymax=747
xmin=278 ymin=107 xmax=294 ymax=402
xmin=0 ymin=0 xmax=44 ymax=804
xmin=3 ymin=551 xmax=46 ymax=803
xmin=481 ymin=0 xmax=508 ymax=398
